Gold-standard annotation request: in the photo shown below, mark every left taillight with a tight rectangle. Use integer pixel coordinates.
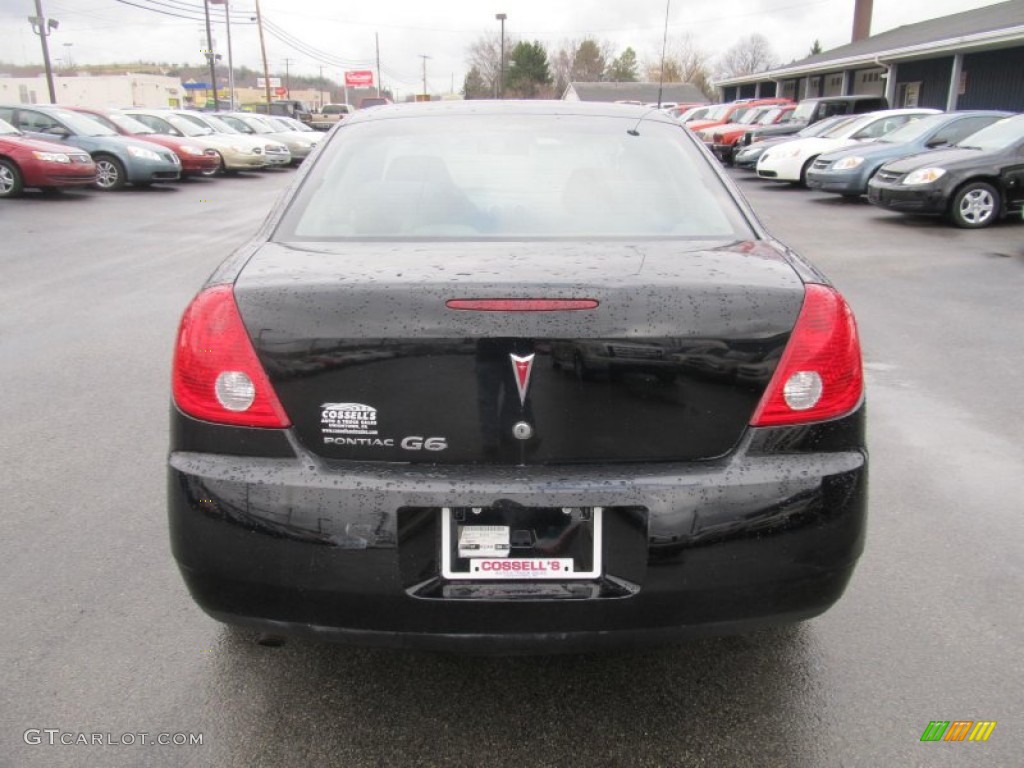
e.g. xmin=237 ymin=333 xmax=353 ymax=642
xmin=172 ymin=284 xmax=291 ymax=428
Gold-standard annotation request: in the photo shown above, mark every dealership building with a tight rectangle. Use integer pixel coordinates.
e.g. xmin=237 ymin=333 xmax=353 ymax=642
xmin=715 ymin=0 xmax=1024 ymax=111
xmin=0 ymin=73 xmax=184 ymax=109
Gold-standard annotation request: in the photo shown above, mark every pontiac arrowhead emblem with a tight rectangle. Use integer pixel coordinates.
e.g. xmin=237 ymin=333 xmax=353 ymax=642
xmin=510 ymin=353 xmax=535 ymax=406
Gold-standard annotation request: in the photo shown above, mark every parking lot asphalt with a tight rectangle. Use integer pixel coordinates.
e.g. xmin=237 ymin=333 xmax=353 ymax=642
xmin=1 ymin=168 xmax=1021 ymax=768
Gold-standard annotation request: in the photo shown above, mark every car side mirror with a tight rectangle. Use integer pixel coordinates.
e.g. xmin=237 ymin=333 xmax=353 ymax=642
xmin=925 ymin=138 xmax=949 ymax=148
xmin=45 ymin=126 xmax=70 ymax=138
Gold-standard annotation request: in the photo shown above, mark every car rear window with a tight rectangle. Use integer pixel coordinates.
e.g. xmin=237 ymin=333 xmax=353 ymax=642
xmin=274 ymin=114 xmax=753 ymax=241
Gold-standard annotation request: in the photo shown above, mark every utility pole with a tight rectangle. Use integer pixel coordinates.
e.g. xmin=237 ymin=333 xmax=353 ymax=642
xmin=375 ymin=32 xmax=382 ymax=97
xmin=27 ymin=0 xmax=59 ymax=104
xmin=419 ymin=54 xmax=431 ymax=99
xmin=223 ymin=0 xmax=235 ymax=108
xmin=318 ymin=65 xmax=325 ymax=108
xmin=282 ymin=58 xmax=293 ymax=97
xmin=495 ymin=13 xmax=506 ymax=99
xmin=253 ymin=0 xmax=271 ymax=106
xmin=201 ymin=0 xmax=217 ymax=109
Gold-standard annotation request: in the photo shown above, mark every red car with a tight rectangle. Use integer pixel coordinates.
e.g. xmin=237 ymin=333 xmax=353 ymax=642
xmin=0 ymin=117 xmax=96 ymax=198
xmin=67 ymin=107 xmax=221 ymax=177
xmin=704 ymin=105 xmax=797 ymax=164
xmin=685 ymin=98 xmax=793 ymax=135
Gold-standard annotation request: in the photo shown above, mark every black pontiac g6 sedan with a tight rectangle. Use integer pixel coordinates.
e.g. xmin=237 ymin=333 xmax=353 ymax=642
xmin=169 ymin=101 xmax=867 ymax=652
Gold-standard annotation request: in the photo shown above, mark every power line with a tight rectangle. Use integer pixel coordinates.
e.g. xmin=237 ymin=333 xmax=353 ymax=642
xmin=127 ymin=0 xmax=254 ymax=23
xmin=110 ymin=0 xmax=252 ymax=24
xmin=106 ymin=0 xmax=430 ymax=87
xmin=258 ymin=18 xmax=419 ymax=83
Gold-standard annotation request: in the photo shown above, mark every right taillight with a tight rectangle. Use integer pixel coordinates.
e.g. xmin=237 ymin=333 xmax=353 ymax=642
xmin=172 ymin=284 xmax=291 ymax=429
xmin=751 ymin=283 xmax=863 ymax=427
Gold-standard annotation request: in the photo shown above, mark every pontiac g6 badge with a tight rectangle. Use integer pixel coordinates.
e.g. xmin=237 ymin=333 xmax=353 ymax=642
xmin=510 ymin=353 xmax=535 ymax=406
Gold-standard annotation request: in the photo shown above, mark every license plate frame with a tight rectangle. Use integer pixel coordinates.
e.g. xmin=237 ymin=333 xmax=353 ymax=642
xmin=441 ymin=506 xmax=603 ymax=581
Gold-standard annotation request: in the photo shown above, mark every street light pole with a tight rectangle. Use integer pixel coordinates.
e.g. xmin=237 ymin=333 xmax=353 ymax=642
xmin=28 ymin=0 xmax=58 ymax=104
xmin=495 ymin=13 xmax=506 ymax=99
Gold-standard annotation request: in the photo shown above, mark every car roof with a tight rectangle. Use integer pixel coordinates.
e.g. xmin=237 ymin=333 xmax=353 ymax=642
xmin=799 ymin=95 xmax=886 ymax=104
xmin=338 ymin=99 xmax=681 ymax=128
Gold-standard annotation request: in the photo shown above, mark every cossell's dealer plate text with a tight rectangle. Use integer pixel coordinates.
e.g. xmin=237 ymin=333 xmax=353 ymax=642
xmin=470 ymin=558 xmax=576 ymax=577
xmin=441 ymin=506 xmax=604 ymax=580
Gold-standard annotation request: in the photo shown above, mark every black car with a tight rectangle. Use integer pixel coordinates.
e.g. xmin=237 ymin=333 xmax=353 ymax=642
xmin=867 ymin=114 xmax=1024 ymax=228
xmin=169 ymin=101 xmax=867 ymax=652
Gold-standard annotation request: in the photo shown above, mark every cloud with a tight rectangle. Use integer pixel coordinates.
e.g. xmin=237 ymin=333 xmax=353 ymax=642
xmin=0 ymin=0 xmax=1005 ymax=96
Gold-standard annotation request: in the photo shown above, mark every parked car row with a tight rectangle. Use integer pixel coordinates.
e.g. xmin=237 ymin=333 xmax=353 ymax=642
xmin=0 ymin=103 xmax=321 ymax=197
xmin=731 ymin=108 xmax=1024 ymax=229
xmin=680 ymin=94 xmax=891 ymax=165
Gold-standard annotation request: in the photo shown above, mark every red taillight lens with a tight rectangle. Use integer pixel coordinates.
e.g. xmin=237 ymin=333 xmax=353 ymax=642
xmin=750 ymin=284 xmax=863 ymax=427
xmin=172 ymin=284 xmax=291 ymax=428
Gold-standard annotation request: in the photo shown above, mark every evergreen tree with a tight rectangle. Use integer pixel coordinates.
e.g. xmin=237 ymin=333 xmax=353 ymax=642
xmin=607 ymin=48 xmax=639 ymax=82
xmin=573 ymin=39 xmax=607 ymax=81
xmin=506 ymin=41 xmax=552 ymax=98
xmin=462 ymin=67 xmax=488 ymax=99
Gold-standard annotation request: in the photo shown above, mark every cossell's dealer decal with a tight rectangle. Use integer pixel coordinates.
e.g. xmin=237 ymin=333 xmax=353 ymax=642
xmin=321 ymin=403 xmax=379 ymax=436
xmin=320 ymin=403 xmax=447 ymax=450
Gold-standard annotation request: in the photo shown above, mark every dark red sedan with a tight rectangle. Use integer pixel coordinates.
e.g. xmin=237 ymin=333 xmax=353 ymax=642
xmin=0 ymin=117 xmax=96 ymax=197
xmin=67 ymin=107 xmax=221 ymax=177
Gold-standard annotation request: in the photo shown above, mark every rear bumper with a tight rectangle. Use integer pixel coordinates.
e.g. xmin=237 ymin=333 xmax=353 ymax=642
xmin=168 ymin=409 xmax=868 ymax=652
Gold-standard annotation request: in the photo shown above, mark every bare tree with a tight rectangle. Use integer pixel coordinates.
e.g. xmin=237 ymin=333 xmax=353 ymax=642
xmin=466 ymin=33 xmax=517 ymax=97
xmin=717 ymin=33 xmax=778 ymax=78
xmin=645 ymin=34 xmax=715 ymax=99
xmin=550 ymin=38 xmax=579 ymax=95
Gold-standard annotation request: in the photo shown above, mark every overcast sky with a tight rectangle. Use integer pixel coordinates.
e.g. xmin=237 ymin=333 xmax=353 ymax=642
xmin=0 ymin=0 xmax=1007 ymax=97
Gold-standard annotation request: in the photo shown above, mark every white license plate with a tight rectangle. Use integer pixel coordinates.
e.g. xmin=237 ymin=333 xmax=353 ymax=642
xmin=441 ymin=507 xmax=603 ymax=581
